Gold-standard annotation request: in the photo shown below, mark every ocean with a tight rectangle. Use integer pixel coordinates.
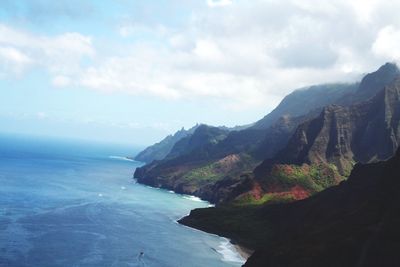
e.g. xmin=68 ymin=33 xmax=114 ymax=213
xmin=0 ymin=134 xmax=244 ymax=267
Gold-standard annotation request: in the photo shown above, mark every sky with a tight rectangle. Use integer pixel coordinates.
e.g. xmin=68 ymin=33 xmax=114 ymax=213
xmin=1 ymin=0 xmax=400 ymax=146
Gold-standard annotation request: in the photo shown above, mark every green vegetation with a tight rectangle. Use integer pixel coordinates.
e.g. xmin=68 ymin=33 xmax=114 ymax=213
xmin=233 ymin=193 xmax=296 ymax=206
xmin=182 ymin=153 xmax=258 ymax=183
xmin=265 ymin=163 xmax=344 ymax=193
xmin=231 ymin=162 xmax=345 ymax=207
xmin=183 ymin=163 xmax=222 ymax=182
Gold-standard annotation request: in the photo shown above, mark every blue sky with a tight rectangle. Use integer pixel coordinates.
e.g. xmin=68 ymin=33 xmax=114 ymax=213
xmin=0 ymin=0 xmax=399 ymax=146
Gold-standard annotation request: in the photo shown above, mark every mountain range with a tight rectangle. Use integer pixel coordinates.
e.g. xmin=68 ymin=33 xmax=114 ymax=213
xmin=134 ymin=62 xmax=400 ymax=203
xmin=133 ymin=62 xmax=400 ymax=266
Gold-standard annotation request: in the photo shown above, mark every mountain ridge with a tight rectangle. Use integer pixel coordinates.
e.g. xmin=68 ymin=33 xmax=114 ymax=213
xmin=134 ymin=63 xmax=400 ymax=204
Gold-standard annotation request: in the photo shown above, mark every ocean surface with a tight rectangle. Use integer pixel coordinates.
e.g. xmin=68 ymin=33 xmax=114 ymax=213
xmin=0 ymin=134 xmax=244 ymax=267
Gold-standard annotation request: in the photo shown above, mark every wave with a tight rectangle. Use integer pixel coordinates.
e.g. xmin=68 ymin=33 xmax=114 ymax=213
xmin=182 ymin=195 xmax=206 ymax=202
xmin=108 ymin=156 xmax=135 ymax=162
xmin=145 ymin=185 xmax=160 ymax=190
xmin=216 ymin=239 xmax=246 ymax=263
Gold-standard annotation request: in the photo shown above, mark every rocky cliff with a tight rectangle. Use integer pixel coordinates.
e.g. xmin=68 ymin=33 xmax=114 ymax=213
xmin=246 ymin=75 xmax=400 ymax=204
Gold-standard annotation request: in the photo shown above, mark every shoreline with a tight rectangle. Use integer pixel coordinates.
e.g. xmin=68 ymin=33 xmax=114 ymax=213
xmin=233 ymin=243 xmax=253 ymax=260
xmin=135 ymin=178 xmax=253 ymax=262
xmin=179 ymin=220 xmax=253 ymax=264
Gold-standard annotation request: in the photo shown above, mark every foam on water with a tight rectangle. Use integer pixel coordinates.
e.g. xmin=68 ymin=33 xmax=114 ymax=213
xmin=108 ymin=155 xmax=135 ymax=162
xmin=182 ymin=195 xmax=206 ymax=202
xmin=217 ymin=239 xmax=246 ymax=264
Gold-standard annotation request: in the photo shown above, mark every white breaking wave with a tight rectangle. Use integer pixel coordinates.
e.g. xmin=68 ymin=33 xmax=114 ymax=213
xmin=182 ymin=195 xmax=205 ymax=202
xmin=217 ymin=239 xmax=246 ymax=263
xmin=108 ymin=156 xmax=135 ymax=162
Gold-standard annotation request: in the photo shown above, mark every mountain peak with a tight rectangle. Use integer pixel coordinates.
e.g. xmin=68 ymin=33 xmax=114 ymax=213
xmin=357 ymin=62 xmax=400 ymax=99
xmin=378 ymin=62 xmax=399 ymax=73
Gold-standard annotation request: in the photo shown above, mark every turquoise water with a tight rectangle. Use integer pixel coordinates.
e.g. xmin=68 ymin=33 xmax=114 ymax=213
xmin=0 ymin=134 xmax=244 ymax=267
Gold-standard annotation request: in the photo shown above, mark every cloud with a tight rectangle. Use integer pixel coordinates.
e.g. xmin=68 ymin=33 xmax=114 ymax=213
xmin=0 ymin=46 xmax=32 ymax=75
xmin=372 ymin=25 xmax=400 ymax=61
xmin=0 ymin=24 xmax=94 ymax=78
xmin=77 ymin=0 xmax=386 ymax=110
xmin=3 ymin=0 xmax=400 ymax=113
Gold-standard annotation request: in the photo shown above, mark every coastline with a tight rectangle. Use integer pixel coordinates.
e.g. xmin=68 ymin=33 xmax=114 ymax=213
xmin=233 ymin=243 xmax=253 ymax=260
xmin=178 ymin=219 xmax=253 ymax=264
xmin=135 ymin=179 xmax=251 ymax=263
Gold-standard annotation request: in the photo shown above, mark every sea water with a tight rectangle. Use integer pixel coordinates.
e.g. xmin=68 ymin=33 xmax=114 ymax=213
xmin=0 ymin=134 xmax=244 ymax=267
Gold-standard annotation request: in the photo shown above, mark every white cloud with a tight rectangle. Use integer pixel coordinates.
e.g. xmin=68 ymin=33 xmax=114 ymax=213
xmin=4 ymin=1 xmax=400 ymax=113
xmin=0 ymin=24 xmax=94 ymax=78
xmin=0 ymin=46 xmax=32 ymax=75
xmin=372 ymin=25 xmax=400 ymax=61
xmin=78 ymin=0 xmax=387 ymax=110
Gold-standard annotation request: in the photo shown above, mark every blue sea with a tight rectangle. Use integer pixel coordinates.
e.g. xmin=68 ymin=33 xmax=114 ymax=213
xmin=0 ymin=134 xmax=244 ymax=267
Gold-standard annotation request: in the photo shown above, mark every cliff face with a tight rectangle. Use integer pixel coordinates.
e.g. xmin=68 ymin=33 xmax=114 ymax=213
xmin=180 ymin=149 xmax=400 ymax=267
xmin=247 ymin=76 xmax=400 ymax=203
xmin=259 ymin=76 xmax=400 ymax=173
xmin=134 ymin=125 xmax=199 ymax=163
